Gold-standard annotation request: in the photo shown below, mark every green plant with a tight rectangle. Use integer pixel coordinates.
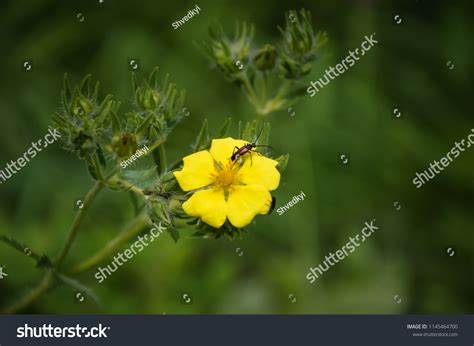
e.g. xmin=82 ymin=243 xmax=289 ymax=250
xmin=1 ymin=8 xmax=325 ymax=313
xmin=198 ymin=9 xmax=327 ymax=119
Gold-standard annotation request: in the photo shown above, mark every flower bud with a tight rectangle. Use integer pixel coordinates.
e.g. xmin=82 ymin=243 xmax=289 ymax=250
xmin=253 ymin=44 xmax=277 ymax=71
xmin=111 ymin=133 xmax=138 ymax=159
xmin=147 ymin=196 xmax=173 ymax=227
xmin=136 ymin=85 xmax=161 ymax=111
xmin=71 ymin=95 xmax=93 ymax=117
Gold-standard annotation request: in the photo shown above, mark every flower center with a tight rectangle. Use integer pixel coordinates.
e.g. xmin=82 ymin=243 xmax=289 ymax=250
xmin=215 ymin=168 xmax=237 ymax=188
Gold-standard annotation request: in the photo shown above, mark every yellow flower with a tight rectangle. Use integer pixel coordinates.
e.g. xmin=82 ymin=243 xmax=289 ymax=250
xmin=173 ymin=137 xmax=280 ymax=228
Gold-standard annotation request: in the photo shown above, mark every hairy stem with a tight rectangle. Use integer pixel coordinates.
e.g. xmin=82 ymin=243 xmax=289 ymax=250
xmin=4 ymin=140 xmax=166 ymax=313
xmin=146 ymin=137 xmax=166 ymax=155
xmin=54 ymin=179 xmax=106 ymax=269
xmin=108 ymin=176 xmax=145 ymax=196
xmin=153 ymin=142 xmax=167 ymax=175
xmin=3 ymin=213 xmax=150 ymax=313
xmin=69 ymin=213 xmax=150 ymax=275
xmin=55 ymin=167 xmax=121 ymax=270
xmin=3 ymin=270 xmax=55 ymax=314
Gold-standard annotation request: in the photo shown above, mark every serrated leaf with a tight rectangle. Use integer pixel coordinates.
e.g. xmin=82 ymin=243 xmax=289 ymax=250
xmin=119 ymin=165 xmax=159 ymax=190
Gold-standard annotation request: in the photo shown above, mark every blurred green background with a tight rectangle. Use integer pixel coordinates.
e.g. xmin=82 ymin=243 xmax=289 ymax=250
xmin=0 ymin=0 xmax=472 ymax=314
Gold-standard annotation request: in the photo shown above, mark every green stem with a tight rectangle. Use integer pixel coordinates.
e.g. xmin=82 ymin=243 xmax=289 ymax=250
xmin=54 ymin=179 xmax=106 ymax=269
xmin=3 ymin=167 xmax=120 ymax=313
xmin=261 ymin=72 xmax=268 ymax=105
xmin=274 ymin=80 xmax=293 ymax=100
xmin=153 ymin=142 xmax=167 ymax=174
xmin=69 ymin=213 xmax=150 ymax=275
xmin=4 ymin=137 xmax=166 ymax=313
xmin=241 ymin=74 xmax=259 ymax=109
xmin=146 ymin=137 xmax=166 ymax=155
xmin=256 ymin=80 xmax=295 ymax=118
xmin=3 ymin=213 xmax=150 ymax=313
xmin=108 ymin=176 xmax=145 ymax=196
xmin=3 ymin=270 xmax=55 ymax=314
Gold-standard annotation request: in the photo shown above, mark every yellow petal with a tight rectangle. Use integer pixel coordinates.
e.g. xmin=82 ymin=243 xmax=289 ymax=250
xmin=210 ymin=137 xmax=247 ymax=166
xmin=173 ymin=150 xmax=216 ymax=191
xmin=182 ymin=188 xmax=227 ymax=228
xmin=227 ymin=184 xmax=272 ymax=228
xmin=237 ymin=155 xmax=280 ymax=191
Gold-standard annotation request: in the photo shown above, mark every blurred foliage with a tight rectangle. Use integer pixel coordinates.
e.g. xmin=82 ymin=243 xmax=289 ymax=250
xmin=0 ymin=0 xmax=473 ymax=314
xmin=198 ymin=9 xmax=328 ymax=117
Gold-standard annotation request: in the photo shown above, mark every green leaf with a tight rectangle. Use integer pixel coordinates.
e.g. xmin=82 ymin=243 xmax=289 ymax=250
xmin=55 ymin=273 xmax=100 ymax=306
xmin=110 ymin=110 xmax=121 ymax=135
xmin=0 ymin=235 xmax=43 ymax=263
xmin=192 ymin=119 xmax=209 ymax=151
xmin=258 ymin=121 xmax=270 ymax=146
xmin=62 ymin=73 xmax=72 ymax=105
xmin=86 ymin=150 xmax=105 ymax=181
xmin=315 ymin=31 xmax=329 ymax=49
xmin=275 ymin=154 xmax=290 ymax=173
xmin=129 ymin=191 xmax=142 ymax=216
xmin=92 ymin=81 xmax=100 ymax=103
xmin=136 ymin=112 xmax=155 ymax=137
xmin=152 ymin=144 xmax=167 ymax=175
xmin=79 ymin=74 xmax=92 ymax=96
xmin=131 ymin=73 xmax=139 ymax=93
xmin=217 ymin=118 xmax=232 ymax=138
xmin=168 ymin=228 xmax=180 ymax=243
xmin=95 ymin=94 xmax=114 ymax=123
xmin=119 ymin=165 xmax=159 ymax=190
xmin=149 ymin=67 xmax=159 ymax=88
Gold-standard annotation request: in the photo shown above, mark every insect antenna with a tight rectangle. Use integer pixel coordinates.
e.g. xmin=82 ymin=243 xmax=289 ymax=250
xmin=254 ymin=144 xmax=278 ymax=156
xmin=252 ymin=123 xmax=265 ymax=144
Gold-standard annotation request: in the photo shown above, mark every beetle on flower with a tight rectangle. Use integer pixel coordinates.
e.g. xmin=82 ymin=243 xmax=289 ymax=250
xmin=173 ymin=137 xmax=280 ymax=228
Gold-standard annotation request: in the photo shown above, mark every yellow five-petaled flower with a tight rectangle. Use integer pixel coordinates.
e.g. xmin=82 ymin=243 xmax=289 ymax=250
xmin=173 ymin=137 xmax=280 ymax=228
